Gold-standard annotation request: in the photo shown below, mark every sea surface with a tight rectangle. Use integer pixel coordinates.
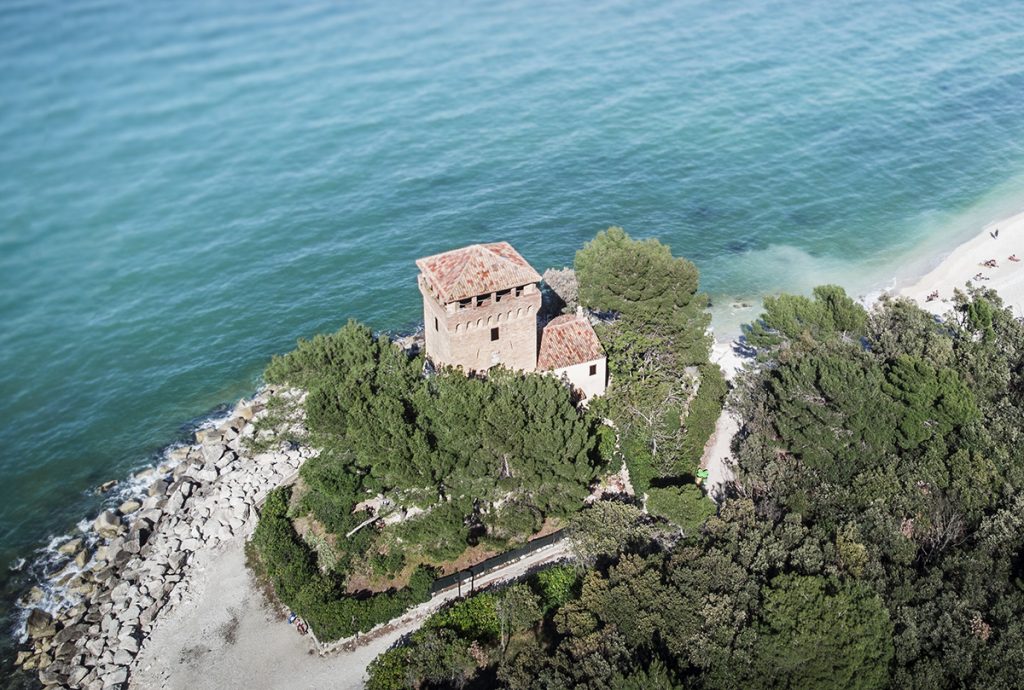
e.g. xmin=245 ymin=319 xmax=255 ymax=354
xmin=2 ymin=0 xmax=1024 ymax=660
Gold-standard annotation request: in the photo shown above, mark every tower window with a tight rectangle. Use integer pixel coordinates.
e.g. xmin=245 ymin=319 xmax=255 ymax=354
xmin=589 ymin=364 xmax=597 ymax=376
xmin=490 ymin=327 xmax=499 ymax=341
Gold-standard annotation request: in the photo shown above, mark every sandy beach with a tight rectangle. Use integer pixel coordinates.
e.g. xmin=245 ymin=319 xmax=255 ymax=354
xmin=129 ymin=537 xmax=569 ymax=689
xmin=899 ymin=210 xmax=1024 ymax=315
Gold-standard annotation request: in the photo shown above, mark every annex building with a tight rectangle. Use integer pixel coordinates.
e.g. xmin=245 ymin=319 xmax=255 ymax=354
xmin=416 ymin=242 xmax=607 ymax=401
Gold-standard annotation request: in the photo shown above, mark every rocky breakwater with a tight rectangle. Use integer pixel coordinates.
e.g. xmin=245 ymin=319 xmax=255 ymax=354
xmin=15 ymin=388 xmax=313 ymax=689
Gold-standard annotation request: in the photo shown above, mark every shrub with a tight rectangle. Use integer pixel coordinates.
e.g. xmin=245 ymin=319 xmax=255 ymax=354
xmin=646 ymin=484 xmax=716 ymax=534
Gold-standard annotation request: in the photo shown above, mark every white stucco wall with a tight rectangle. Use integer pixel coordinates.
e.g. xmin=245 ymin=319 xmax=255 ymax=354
xmin=552 ymin=356 xmax=607 ymax=402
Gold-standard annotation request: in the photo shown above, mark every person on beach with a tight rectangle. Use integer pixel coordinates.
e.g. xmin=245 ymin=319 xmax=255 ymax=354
xmin=1010 ymin=254 xmax=1021 ymax=262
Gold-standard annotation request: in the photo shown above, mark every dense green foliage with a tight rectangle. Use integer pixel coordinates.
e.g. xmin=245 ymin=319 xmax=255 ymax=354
xmin=253 ymin=317 xmax=607 ymax=640
xmin=748 ymin=574 xmax=894 ymax=689
xmin=576 ymin=227 xmax=720 ymax=501
xmin=252 ymin=487 xmax=434 ymax=640
xmin=645 ymin=484 xmax=716 ymax=534
xmin=371 ymin=285 xmax=1024 ymax=689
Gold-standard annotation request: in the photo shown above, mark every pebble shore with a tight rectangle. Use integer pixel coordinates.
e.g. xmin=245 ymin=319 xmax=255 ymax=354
xmin=15 ymin=387 xmax=313 ymax=689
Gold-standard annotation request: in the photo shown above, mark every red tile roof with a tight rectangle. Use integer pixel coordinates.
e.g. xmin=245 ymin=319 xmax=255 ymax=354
xmin=416 ymin=242 xmax=542 ymax=303
xmin=538 ymin=314 xmax=605 ymax=370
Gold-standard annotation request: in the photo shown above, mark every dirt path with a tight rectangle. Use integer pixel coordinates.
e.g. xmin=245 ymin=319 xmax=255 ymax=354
xmin=131 ymin=538 xmax=569 ymax=690
xmin=699 ymin=339 xmax=748 ymax=499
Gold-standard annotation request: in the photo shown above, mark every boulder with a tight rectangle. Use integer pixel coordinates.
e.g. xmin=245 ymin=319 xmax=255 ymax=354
xmin=139 ymin=602 xmax=161 ymax=628
xmin=112 ymin=648 xmax=133 ymax=666
xmin=58 ymin=538 xmax=84 ymax=556
xmin=201 ymin=443 xmax=227 ymax=465
xmin=165 ymin=491 xmax=185 ymax=514
xmin=97 ymin=480 xmax=118 ymax=494
xmin=84 ymin=637 xmax=105 ymax=657
xmin=119 ymin=604 xmax=140 ymax=625
xmin=137 ymin=508 xmax=163 ymax=527
xmin=196 ymin=466 xmax=219 ymax=483
xmin=167 ymin=551 xmax=188 ymax=572
xmin=194 ymin=427 xmax=223 ymax=444
xmin=215 ymin=451 xmax=237 ymax=470
xmin=38 ymin=663 xmax=66 ymax=686
xmin=53 ymin=640 xmax=79 ymax=660
xmin=26 ymin=609 xmax=56 ymax=639
xmin=101 ymin=666 xmax=127 ymax=688
xmin=52 ymin=623 xmax=86 ymax=646
xmin=116 ymin=500 xmax=141 ymax=515
xmin=74 ymin=549 xmax=90 ymax=569
xmin=68 ymin=665 xmax=89 ymax=687
xmin=93 ymin=511 xmax=122 ymax=539
xmin=146 ymin=479 xmax=169 ymax=497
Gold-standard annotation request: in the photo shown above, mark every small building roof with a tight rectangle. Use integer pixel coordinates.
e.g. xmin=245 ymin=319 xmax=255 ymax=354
xmin=538 ymin=314 xmax=605 ymax=371
xmin=416 ymin=242 xmax=542 ymax=303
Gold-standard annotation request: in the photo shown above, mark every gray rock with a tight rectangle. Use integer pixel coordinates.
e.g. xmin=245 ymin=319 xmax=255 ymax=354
xmin=139 ymin=602 xmax=161 ymax=628
xmin=23 ymin=585 xmax=45 ymax=606
xmin=74 ymin=549 xmax=90 ymax=569
xmin=112 ymin=648 xmax=133 ymax=666
xmin=93 ymin=511 xmax=122 ymax=539
xmin=38 ymin=663 xmax=66 ymax=685
xmin=52 ymin=623 xmax=86 ymax=646
xmin=58 ymin=538 xmax=84 ymax=556
xmin=165 ymin=491 xmax=185 ymax=514
xmin=195 ymin=427 xmax=224 ymax=444
xmin=116 ymin=499 xmax=141 ymax=515
xmin=27 ymin=609 xmax=56 ymax=639
xmin=100 ymin=613 xmax=118 ymax=634
xmin=97 ymin=480 xmax=119 ymax=494
xmin=137 ymin=508 xmax=163 ymax=525
xmin=119 ymin=633 xmax=139 ymax=654
xmin=215 ymin=450 xmax=238 ymax=469
xmin=119 ymin=604 xmax=140 ymax=624
xmin=167 ymin=551 xmax=188 ymax=572
xmin=201 ymin=443 xmax=227 ymax=465
xmin=54 ymin=640 xmax=79 ymax=660
xmin=68 ymin=665 xmax=89 ymax=687
xmin=196 ymin=466 xmax=219 ymax=483
xmin=101 ymin=666 xmax=127 ymax=687
xmin=84 ymin=636 xmax=105 ymax=657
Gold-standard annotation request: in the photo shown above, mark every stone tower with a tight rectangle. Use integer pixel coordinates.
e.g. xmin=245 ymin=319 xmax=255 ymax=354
xmin=416 ymin=242 xmax=542 ymax=372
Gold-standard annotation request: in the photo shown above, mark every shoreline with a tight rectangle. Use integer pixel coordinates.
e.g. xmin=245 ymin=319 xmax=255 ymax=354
xmin=12 ymin=387 xmax=315 ymax=688
xmin=897 ymin=209 xmax=1024 ymax=315
xmin=11 ymin=205 xmax=1024 ymax=689
xmin=708 ymin=204 xmax=1024 ymax=343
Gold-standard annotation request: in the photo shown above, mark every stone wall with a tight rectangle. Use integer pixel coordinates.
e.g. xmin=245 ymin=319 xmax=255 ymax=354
xmin=419 ymin=279 xmax=541 ymax=373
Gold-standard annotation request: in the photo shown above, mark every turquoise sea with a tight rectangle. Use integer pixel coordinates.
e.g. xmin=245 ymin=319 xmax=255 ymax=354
xmin=2 ymin=0 xmax=1024 ymax=660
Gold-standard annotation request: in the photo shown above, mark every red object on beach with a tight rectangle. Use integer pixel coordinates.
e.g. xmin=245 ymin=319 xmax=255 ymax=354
xmin=296 ymin=621 xmax=308 ymax=636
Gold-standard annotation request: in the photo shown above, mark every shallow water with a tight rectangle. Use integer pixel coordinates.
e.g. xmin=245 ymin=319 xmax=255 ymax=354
xmin=2 ymin=0 xmax=1024 ymax=650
